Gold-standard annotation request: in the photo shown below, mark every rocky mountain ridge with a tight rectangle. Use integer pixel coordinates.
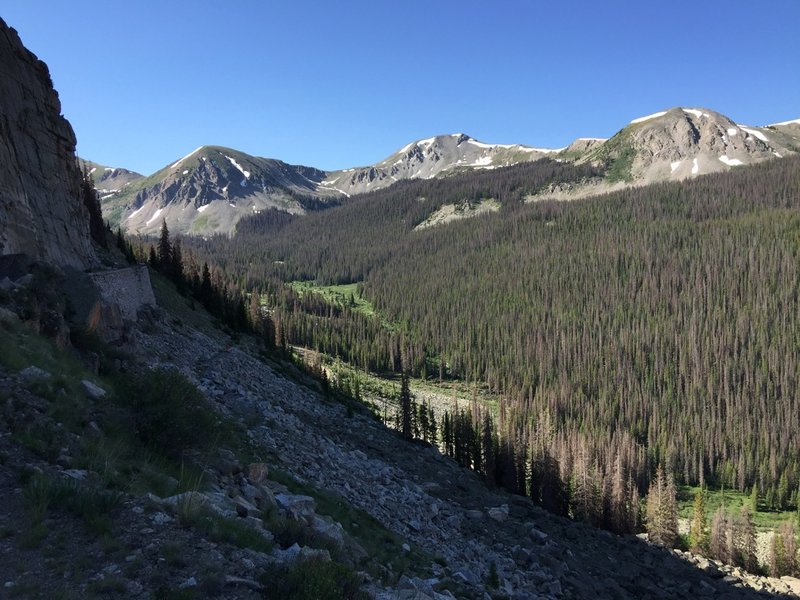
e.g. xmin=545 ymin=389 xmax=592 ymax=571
xmin=319 ymin=133 xmax=560 ymax=197
xmin=100 ymin=108 xmax=800 ymax=236
xmin=78 ymin=159 xmax=143 ymax=198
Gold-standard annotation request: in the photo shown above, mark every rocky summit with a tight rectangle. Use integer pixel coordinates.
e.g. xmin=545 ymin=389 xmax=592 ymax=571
xmin=101 ymin=145 xmax=340 ymax=236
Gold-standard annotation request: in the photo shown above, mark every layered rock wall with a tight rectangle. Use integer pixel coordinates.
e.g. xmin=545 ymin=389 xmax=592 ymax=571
xmin=0 ymin=18 xmax=96 ymax=269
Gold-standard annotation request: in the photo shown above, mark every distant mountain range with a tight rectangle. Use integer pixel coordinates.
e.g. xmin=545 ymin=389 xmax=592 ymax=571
xmin=95 ymin=108 xmax=800 ymax=236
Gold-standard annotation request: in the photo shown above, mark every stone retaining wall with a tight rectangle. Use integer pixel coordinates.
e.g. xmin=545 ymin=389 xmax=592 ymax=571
xmin=88 ymin=264 xmax=155 ymax=321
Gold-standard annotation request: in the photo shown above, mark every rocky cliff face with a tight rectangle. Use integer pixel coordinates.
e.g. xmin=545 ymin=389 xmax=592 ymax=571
xmin=0 ymin=19 xmax=96 ymax=269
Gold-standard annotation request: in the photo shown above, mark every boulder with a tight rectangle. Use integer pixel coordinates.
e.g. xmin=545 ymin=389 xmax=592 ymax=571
xmin=246 ymin=462 xmax=269 ymax=484
xmin=487 ymin=504 xmax=509 ymax=522
xmin=309 ymin=515 xmax=345 ymax=549
xmin=275 ymin=493 xmax=316 ymax=520
xmin=19 ymin=366 xmax=51 ymax=382
xmin=81 ymin=379 xmax=107 ymax=399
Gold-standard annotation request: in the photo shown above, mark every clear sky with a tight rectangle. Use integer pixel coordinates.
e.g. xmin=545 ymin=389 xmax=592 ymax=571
xmin=4 ymin=1 xmax=799 ymax=175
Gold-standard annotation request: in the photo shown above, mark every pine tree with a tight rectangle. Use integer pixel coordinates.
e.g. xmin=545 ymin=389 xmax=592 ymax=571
xmin=482 ymin=413 xmax=495 ymax=483
xmin=442 ymin=411 xmax=453 ymax=457
xmin=736 ymin=505 xmax=757 ymax=572
xmin=200 ymin=262 xmax=213 ymax=304
xmin=688 ymin=489 xmax=708 ymax=553
xmin=170 ymin=237 xmax=184 ymax=288
xmin=770 ymin=529 xmax=787 ymax=577
xmin=427 ymin=403 xmax=437 ymax=445
xmin=80 ymin=165 xmax=107 ymax=247
xmin=710 ymin=507 xmax=730 ymax=563
xmin=782 ymin=522 xmax=798 ymax=576
xmin=646 ymin=465 xmax=678 ymax=547
xmin=399 ymin=373 xmax=412 ymax=440
xmin=750 ymin=484 xmax=759 ymax=513
xmin=158 ymin=219 xmax=172 ymax=273
xmin=571 ymin=448 xmax=599 ymax=525
xmin=418 ymin=402 xmax=429 ymax=442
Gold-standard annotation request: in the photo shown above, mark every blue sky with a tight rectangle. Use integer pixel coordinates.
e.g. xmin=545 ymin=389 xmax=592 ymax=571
xmin=4 ymin=1 xmax=799 ymax=175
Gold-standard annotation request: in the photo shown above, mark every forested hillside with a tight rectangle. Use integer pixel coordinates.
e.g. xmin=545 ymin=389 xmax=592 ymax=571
xmin=177 ymin=155 xmax=800 ymax=525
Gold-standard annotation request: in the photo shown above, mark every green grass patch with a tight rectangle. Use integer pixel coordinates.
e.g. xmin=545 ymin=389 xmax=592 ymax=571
xmin=0 ymin=316 xmax=86 ymax=383
xmin=289 ymin=281 xmax=380 ymax=319
xmin=23 ymin=473 xmax=123 ymax=535
xmin=678 ymin=485 xmax=796 ymax=531
xmin=185 ymin=509 xmax=274 ymax=553
xmin=190 ymin=214 xmax=218 ymax=233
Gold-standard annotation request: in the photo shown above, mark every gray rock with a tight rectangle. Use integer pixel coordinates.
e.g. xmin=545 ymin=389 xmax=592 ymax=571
xmin=179 ymin=577 xmax=197 ymax=589
xmin=246 ymin=462 xmax=269 ymax=484
xmin=233 ymin=495 xmax=260 ymax=518
xmin=224 ymin=575 xmax=263 ymax=591
xmin=310 ymin=515 xmax=345 ymax=549
xmin=275 ymin=493 xmax=316 ymax=519
xmin=62 ymin=469 xmax=89 ymax=480
xmin=453 ymin=569 xmax=479 ymax=585
xmin=151 ymin=512 xmax=173 ymax=525
xmin=19 ymin=366 xmax=51 ymax=382
xmin=81 ymin=379 xmax=107 ymax=399
xmin=487 ymin=504 xmax=509 ymax=522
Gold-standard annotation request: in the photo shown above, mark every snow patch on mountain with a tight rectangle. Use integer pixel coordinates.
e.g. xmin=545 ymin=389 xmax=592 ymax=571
xmin=682 ymin=108 xmax=709 ymax=119
xmin=738 ymin=126 xmax=768 ymax=143
xmin=171 ymin=147 xmax=203 ymax=169
xmin=719 ymin=155 xmax=744 ymax=166
xmin=225 ymin=155 xmax=251 ymax=187
xmin=768 ymin=118 xmax=800 ymax=127
xmin=145 ymin=208 xmax=163 ymax=226
xmin=630 ymin=111 xmax=667 ymax=124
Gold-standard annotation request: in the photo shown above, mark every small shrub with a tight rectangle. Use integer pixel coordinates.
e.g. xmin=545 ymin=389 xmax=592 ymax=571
xmin=488 ymin=560 xmax=499 ymax=588
xmin=176 ymin=492 xmax=207 ymax=527
xmin=116 ymin=368 xmax=219 ymax=459
xmin=161 ymin=542 xmax=186 ymax=567
xmin=18 ymin=522 xmax=49 ymax=549
xmin=23 ymin=473 xmax=122 ymax=534
xmin=87 ymin=576 xmax=128 ymax=595
xmin=260 ymin=560 xmax=364 ymax=600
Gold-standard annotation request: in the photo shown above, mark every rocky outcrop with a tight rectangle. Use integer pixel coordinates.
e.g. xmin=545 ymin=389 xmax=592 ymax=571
xmin=0 ymin=18 xmax=96 ymax=269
